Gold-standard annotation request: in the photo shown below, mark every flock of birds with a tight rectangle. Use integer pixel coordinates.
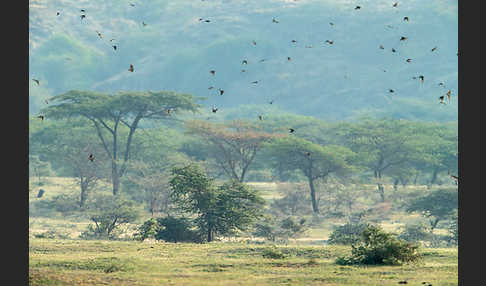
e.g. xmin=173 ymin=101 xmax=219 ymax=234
xmin=30 ymin=1 xmax=457 ymax=183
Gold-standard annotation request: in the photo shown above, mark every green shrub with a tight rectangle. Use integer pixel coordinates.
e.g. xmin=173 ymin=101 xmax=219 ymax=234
xmin=155 ymin=216 xmax=203 ymax=243
xmin=336 ymin=225 xmax=422 ymax=265
xmin=134 ymin=218 xmax=159 ymax=241
xmin=262 ymin=247 xmax=287 ymax=259
xmin=398 ymin=223 xmax=432 ymax=243
xmin=328 ymin=222 xmax=368 ymax=245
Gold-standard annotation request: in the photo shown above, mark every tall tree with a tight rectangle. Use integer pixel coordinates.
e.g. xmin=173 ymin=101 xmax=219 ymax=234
xmin=264 ymin=137 xmax=355 ymax=213
xmin=169 ymin=164 xmax=264 ymax=242
xmin=341 ymin=118 xmax=419 ymax=202
xmin=186 ymin=120 xmax=280 ymax=182
xmin=42 ymin=90 xmax=200 ymax=195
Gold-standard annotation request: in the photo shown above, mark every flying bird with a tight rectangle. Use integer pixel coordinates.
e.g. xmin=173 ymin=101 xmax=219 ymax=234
xmin=208 ymin=86 xmax=214 ymax=90
xmin=32 ymin=79 xmax=40 ymax=85
xmin=142 ymin=21 xmax=147 ymax=26
xmin=419 ymin=75 xmax=424 ymax=82
xmin=306 ymin=152 xmax=311 ymax=156
xmin=291 ymin=40 xmax=297 ymax=43
xmin=89 ymin=154 xmax=95 ymax=162
xmin=393 ymin=2 xmax=398 ymax=7
xmin=128 ymin=63 xmax=134 ymax=72
xmin=403 ymin=17 xmax=409 ymax=21
xmin=251 ymin=80 xmax=259 ymax=84
xmin=45 ymin=99 xmax=49 ymax=104
xmin=269 ymin=99 xmax=274 ymax=104
xmin=355 ymin=6 xmax=361 ymax=10
xmin=37 ymin=115 xmax=44 ymax=121
xmin=80 ymin=14 xmax=86 ymax=20
xmin=287 ymin=57 xmax=291 ymax=61
xmin=431 ymin=46 xmax=437 ymax=52
xmin=242 ymin=59 xmax=248 ymax=65
xmin=259 ymin=59 xmax=266 ymax=62
xmin=379 ymin=45 xmax=384 ymax=49
xmin=325 ymin=40 xmax=334 ymax=45
xmin=252 ymin=40 xmax=257 ymax=46
xmin=389 ymin=89 xmax=395 ymax=93
xmin=96 ymin=31 xmax=103 ymax=39
xmin=406 ymin=58 xmax=412 ymax=63
xmin=289 ymin=128 xmax=295 ymax=133
xmin=112 ymin=45 xmax=117 ymax=51
xmin=391 ymin=48 xmax=396 ymax=53
xmin=204 ymin=19 xmax=211 ymax=23
xmin=164 ymin=109 xmax=171 ymax=116
xmin=129 ymin=3 xmax=135 ymax=6
xmin=438 ymin=82 xmax=445 ymax=87
xmin=80 ymin=9 xmax=86 ymax=12
xmin=258 ymin=115 xmax=263 ymax=121
xmin=446 ymin=90 xmax=452 ymax=102
xmin=241 ymin=69 xmax=246 ymax=72
xmin=400 ymin=36 xmax=407 ymax=41
xmin=210 ymin=70 xmax=215 ymax=75
xmin=212 ymin=107 xmax=218 ymax=113
xmin=218 ymin=89 xmax=224 ymax=95
xmin=272 ymin=17 xmax=279 ymax=23
xmin=329 ymin=22 xmax=334 ymax=26
xmin=439 ymin=95 xmax=446 ymax=104
xmin=56 ymin=11 xmax=60 ymax=16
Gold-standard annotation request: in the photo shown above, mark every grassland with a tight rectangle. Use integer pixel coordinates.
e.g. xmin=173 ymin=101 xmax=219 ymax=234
xmin=29 ymin=239 xmax=457 ymax=286
xmin=29 ymin=177 xmax=458 ymax=285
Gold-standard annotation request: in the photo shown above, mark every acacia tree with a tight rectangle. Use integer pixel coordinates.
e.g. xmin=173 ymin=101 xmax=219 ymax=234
xmin=42 ymin=90 xmax=200 ymax=195
xmin=264 ymin=137 xmax=355 ymax=214
xmin=341 ymin=118 xmax=419 ymax=202
xmin=186 ymin=120 xmax=280 ymax=182
xmin=169 ymin=164 xmax=264 ymax=242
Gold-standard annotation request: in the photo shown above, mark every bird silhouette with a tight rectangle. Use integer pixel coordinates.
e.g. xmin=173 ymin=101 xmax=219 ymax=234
xmin=272 ymin=17 xmax=279 ymax=23
xmin=251 ymin=81 xmax=259 ymax=84
xmin=208 ymin=86 xmax=214 ymax=90
xmin=389 ymin=89 xmax=395 ymax=93
xmin=241 ymin=69 xmax=246 ymax=72
xmin=438 ymin=82 xmax=445 ymax=87
xmin=165 ymin=109 xmax=171 ymax=116
xmin=89 ymin=154 xmax=95 ymax=162
xmin=112 ymin=45 xmax=117 ymax=51
xmin=305 ymin=152 xmax=311 ymax=156
xmin=37 ymin=115 xmax=44 ymax=121
xmin=32 ymin=79 xmax=40 ymax=85
xmin=252 ymin=40 xmax=257 ymax=46
xmin=325 ymin=40 xmax=334 ymax=45
xmin=379 ymin=45 xmax=384 ymax=49
xmin=45 ymin=99 xmax=49 ymax=105
xmin=431 ymin=46 xmax=437 ymax=52
xmin=329 ymin=22 xmax=334 ymax=26
xmin=400 ymin=36 xmax=407 ymax=41
xmin=96 ymin=31 xmax=103 ymax=39
xmin=212 ymin=107 xmax=218 ymax=113
xmin=419 ymin=75 xmax=424 ymax=82
xmin=398 ymin=281 xmax=407 ymax=285
xmin=128 ymin=64 xmax=134 ymax=72
xmin=289 ymin=128 xmax=295 ymax=133
xmin=259 ymin=59 xmax=266 ymax=62
xmin=129 ymin=3 xmax=135 ymax=6
xmin=446 ymin=90 xmax=452 ymax=102
xmin=218 ymin=89 xmax=224 ymax=95
xmin=210 ymin=70 xmax=215 ymax=75
xmin=142 ymin=21 xmax=147 ymax=26
xmin=393 ymin=2 xmax=398 ymax=7
xmin=56 ymin=11 xmax=60 ymax=16
xmin=406 ymin=58 xmax=412 ymax=63
xmin=391 ymin=48 xmax=396 ymax=53
xmin=403 ymin=17 xmax=409 ymax=22
xmin=291 ymin=40 xmax=297 ymax=43
xmin=204 ymin=19 xmax=211 ymax=23
xmin=355 ymin=6 xmax=361 ymax=10
xmin=80 ymin=14 xmax=86 ymax=20
xmin=287 ymin=57 xmax=291 ymax=61
xmin=258 ymin=115 xmax=263 ymax=121
xmin=242 ymin=59 xmax=248 ymax=65
xmin=439 ymin=95 xmax=446 ymax=104
xmin=80 ymin=9 xmax=86 ymax=12
xmin=269 ymin=99 xmax=274 ymax=104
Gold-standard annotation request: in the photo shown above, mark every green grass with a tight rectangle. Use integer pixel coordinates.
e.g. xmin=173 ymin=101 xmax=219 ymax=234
xmin=29 ymin=238 xmax=457 ymax=286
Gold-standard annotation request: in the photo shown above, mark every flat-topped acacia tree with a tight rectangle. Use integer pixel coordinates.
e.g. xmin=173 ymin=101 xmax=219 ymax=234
xmin=42 ymin=90 xmax=200 ymax=195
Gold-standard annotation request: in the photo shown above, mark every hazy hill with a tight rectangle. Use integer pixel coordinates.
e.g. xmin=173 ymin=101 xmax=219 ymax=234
xmin=29 ymin=0 xmax=458 ymax=122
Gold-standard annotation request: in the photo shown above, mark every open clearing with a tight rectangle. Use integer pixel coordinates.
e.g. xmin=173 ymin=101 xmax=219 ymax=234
xmin=29 ymin=239 xmax=457 ymax=286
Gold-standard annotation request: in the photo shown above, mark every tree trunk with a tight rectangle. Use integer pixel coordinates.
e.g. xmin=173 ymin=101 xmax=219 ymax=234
xmin=308 ymin=178 xmax=319 ymax=214
xmin=393 ymin=178 xmax=399 ymax=191
xmin=207 ymin=227 xmax=213 ymax=242
xmin=112 ymin=161 xmax=120 ymax=196
xmin=430 ymin=168 xmax=439 ymax=187
xmin=375 ymin=170 xmax=385 ymax=202
xmin=413 ymin=173 xmax=419 ymax=185
xmin=80 ymin=182 xmax=88 ymax=208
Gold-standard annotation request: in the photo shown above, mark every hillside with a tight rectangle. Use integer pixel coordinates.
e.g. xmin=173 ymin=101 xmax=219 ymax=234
xmin=29 ymin=0 xmax=458 ymax=121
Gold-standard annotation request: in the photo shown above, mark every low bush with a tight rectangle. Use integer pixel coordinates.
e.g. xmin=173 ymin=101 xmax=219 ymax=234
xmin=336 ymin=224 xmax=422 ymax=266
xmin=328 ymin=222 xmax=368 ymax=245
xmin=155 ymin=216 xmax=203 ymax=243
